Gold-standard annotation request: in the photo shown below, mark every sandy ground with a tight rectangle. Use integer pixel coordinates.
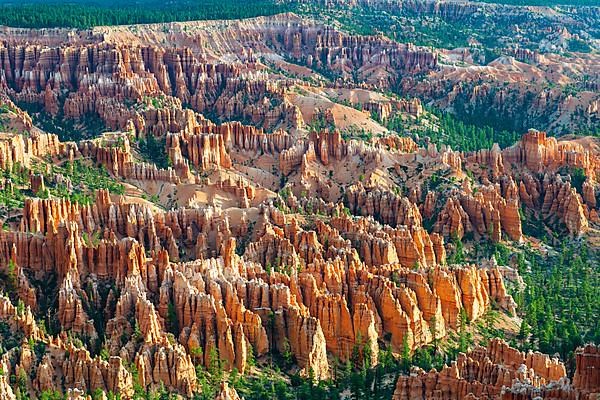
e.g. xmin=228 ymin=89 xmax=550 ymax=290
xmin=287 ymin=86 xmax=389 ymax=135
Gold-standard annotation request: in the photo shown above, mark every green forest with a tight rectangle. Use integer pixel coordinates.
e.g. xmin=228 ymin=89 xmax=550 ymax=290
xmin=386 ymin=109 xmax=522 ymax=152
xmin=0 ymin=0 xmax=291 ymax=29
xmin=478 ymin=0 xmax=600 ymax=5
xmin=513 ymin=244 xmax=600 ymax=368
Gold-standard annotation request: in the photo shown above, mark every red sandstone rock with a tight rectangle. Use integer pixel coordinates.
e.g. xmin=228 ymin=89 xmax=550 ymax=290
xmin=392 ymin=339 xmax=584 ymax=400
xmin=573 ymin=344 xmax=600 ymax=396
xmin=0 ymin=16 xmax=597 ymax=400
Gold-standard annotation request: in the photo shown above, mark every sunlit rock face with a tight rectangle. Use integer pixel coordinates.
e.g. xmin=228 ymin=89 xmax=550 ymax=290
xmin=0 ymin=10 xmax=598 ymax=400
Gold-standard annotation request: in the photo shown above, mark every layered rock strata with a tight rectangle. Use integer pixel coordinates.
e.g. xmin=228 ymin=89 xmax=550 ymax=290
xmin=393 ymin=339 xmax=599 ymax=400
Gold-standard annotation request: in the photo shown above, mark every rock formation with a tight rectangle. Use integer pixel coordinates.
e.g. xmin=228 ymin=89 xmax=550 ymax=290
xmin=393 ymin=339 xmax=598 ymax=400
xmin=0 ymin=11 xmax=597 ymax=400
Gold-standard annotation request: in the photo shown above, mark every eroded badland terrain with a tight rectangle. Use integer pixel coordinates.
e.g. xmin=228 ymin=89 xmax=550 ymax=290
xmin=0 ymin=1 xmax=598 ymax=399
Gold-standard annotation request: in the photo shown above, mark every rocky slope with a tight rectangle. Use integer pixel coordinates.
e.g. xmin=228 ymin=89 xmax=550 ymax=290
xmin=1 ymin=98 xmax=598 ymax=399
xmin=0 ymin=10 xmax=598 ymax=400
xmin=393 ymin=339 xmax=600 ymax=400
